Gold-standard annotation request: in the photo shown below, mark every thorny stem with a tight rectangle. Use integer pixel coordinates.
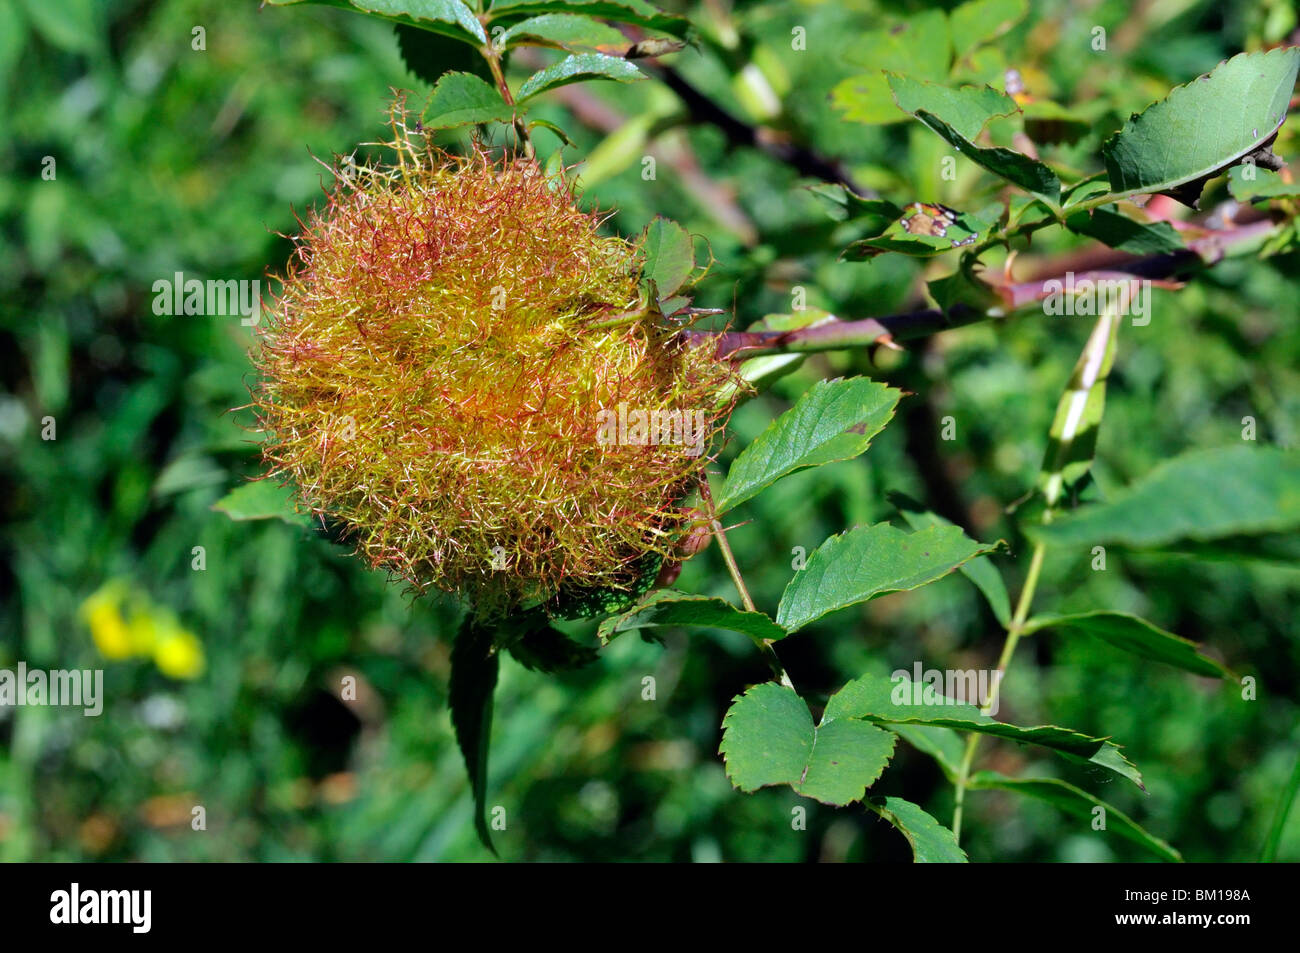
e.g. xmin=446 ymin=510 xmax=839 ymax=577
xmin=686 ymin=215 xmax=1280 ymax=360
xmin=698 ymin=476 xmax=795 ymax=690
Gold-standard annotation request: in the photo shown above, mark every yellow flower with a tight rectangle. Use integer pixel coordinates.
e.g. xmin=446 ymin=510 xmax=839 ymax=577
xmin=126 ymin=604 xmax=162 ymax=656
xmin=153 ymin=628 xmax=205 ymax=680
xmin=79 ymin=581 xmax=133 ymax=660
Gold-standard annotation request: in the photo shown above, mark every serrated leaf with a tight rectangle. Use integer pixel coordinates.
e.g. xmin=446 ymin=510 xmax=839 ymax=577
xmin=1101 ymin=48 xmax=1300 ymax=207
xmin=270 ymin=0 xmax=487 ymax=45
xmin=825 ymin=672 xmax=1145 ymax=790
xmin=968 ymin=772 xmax=1181 ymax=862
xmin=1032 ymin=445 xmax=1300 ymax=550
xmin=717 ymin=377 xmax=901 ymax=513
xmin=211 ymin=481 xmax=312 ymax=527
xmin=597 ymin=590 xmax=787 ymax=644
xmin=869 ymin=796 xmax=968 ymax=862
xmin=1022 ymin=610 xmax=1229 ymax=678
xmin=639 ymin=216 xmax=694 ymax=300
xmin=422 ymin=71 xmax=514 ymax=128
xmin=450 ymin=615 xmax=500 ymax=854
xmin=487 ymin=0 xmax=690 ymax=39
xmin=887 ymin=74 xmax=1019 ymax=141
xmin=517 ymin=52 xmax=645 ymax=101
xmin=499 ymin=13 xmax=629 ymax=51
xmin=1064 ymin=206 xmax=1186 ymax=255
xmin=1228 ymin=165 xmax=1300 ymax=202
xmin=777 ymin=523 xmax=994 ymax=633
xmin=720 ymin=682 xmax=897 ymax=806
xmin=948 ymin=0 xmax=1028 ymax=58
xmin=396 ymin=22 xmax=491 ymax=84
xmin=892 ymin=495 xmax=1010 ymax=626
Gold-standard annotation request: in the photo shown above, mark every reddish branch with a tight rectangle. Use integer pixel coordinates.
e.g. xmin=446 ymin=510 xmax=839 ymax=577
xmin=689 ymin=214 xmax=1281 ymax=359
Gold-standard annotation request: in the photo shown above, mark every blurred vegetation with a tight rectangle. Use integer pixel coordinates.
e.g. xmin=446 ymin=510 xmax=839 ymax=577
xmin=1 ymin=0 xmax=1298 ymax=861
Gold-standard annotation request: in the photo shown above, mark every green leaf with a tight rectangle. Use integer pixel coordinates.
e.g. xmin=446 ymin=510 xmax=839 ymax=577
xmin=887 ymin=74 xmax=1019 ymax=141
xmin=927 ymin=256 xmax=1011 ymax=317
xmin=1228 ymin=165 xmax=1300 ymax=203
xmin=825 ymin=673 xmax=1145 ymax=790
xmin=892 ymin=495 xmax=1010 ymax=626
xmin=211 ymin=481 xmax=312 ymax=527
xmin=422 ymin=72 xmax=515 ymax=128
xmin=1022 ymin=611 xmax=1230 ymax=679
xmin=396 ymin=22 xmax=491 ymax=84
xmin=832 ymin=10 xmax=951 ymax=126
xmin=948 ymin=0 xmax=1028 ymax=58
xmin=597 ymin=590 xmax=787 ymax=644
xmin=888 ymin=724 xmax=967 ymax=783
xmin=908 ymin=110 xmax=1060 ymax=206
xmin=499 ymin=13 xmax=629 ymax=51
xmin=1101 ymin=48 xmax=1300 ymax=208
xmin=844 ymin=202 xmax=993 ymax=260
xmin=968 ymin=772 xmax=1181 ymax=862
xmin=868 ymin=796 xmax=968 ymax=862
xmin=505 ymin=622 xmax=599 ymax=672
xmin=777 ymin=523 xmax=994 ymax=633
xmin=516 ymin=52 xmax=645 ymax=101
xmin=545 ymin=551 xmax=662 ymax=620
xmin=450 ymin=616 xmax=500 ymax=854
xmin=270 ymin=0 xmax=488 ymax=45
xmin=1032 ymin=446 xmax=1300 ymax=550
xmin=1064 ymin=206 xmax=1185 ymax=255
xmin=717 ymin=377 xmax=901 ymax=513
xmin=638 ymin=216 xmax=694 ymax=300
xmin=805 ymin=184 xmax=901 ymax=230
xmin=487 ymin=0 xmax=690 ymax=39
xmin=720 ymin=682 xmax=897 ymax=806
xmin=885 ymin=73 xmax=1058 ymax=204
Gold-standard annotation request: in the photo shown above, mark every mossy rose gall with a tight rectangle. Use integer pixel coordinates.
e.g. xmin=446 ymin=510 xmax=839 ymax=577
xmin=250 ymin=110 xmax=741 ymax=612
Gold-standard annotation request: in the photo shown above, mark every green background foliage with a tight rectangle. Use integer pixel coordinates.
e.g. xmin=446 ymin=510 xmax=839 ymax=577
xmin=2 ymin=0 xmax=1299 ymax=861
